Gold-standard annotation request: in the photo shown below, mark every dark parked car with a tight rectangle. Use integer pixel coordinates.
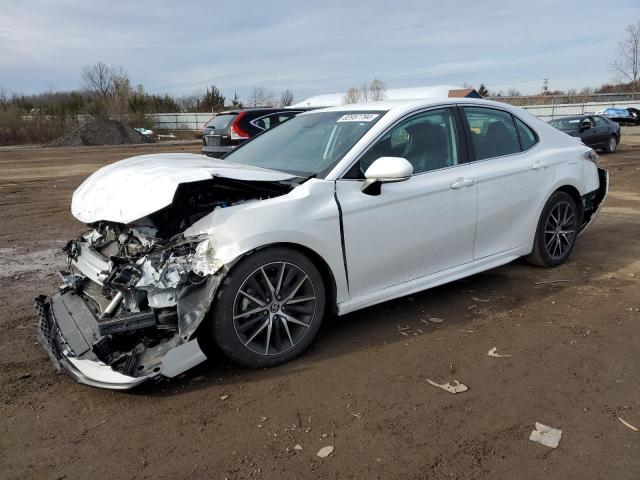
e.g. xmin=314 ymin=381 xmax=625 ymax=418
xmin=201 ymin=108 xmax=307 ymax=157
xmin=548 ymin=115 xmax=620 ymax=153
xmin=598 ymin=107 xmax=640 ymax=126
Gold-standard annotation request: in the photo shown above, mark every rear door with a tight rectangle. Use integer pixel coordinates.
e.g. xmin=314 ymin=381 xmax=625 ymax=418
xmin=461 ymin=106 xmax=552 ymax=259
xmin=336 ymin=107 xmax=477 ymax=299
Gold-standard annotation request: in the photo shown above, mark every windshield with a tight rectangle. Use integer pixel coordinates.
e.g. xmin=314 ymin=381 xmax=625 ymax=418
xmin=223 ymin=111 xmax=385 ymax=176
xmin=205 ymin=114 xmax=236 ymax=129
xmin=549 ymin=118 xmax=581 ymax=130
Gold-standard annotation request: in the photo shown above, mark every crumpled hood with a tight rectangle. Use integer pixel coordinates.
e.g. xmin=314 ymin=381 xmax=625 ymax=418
xmin=72 ymin=153 xmax=296 ymax=224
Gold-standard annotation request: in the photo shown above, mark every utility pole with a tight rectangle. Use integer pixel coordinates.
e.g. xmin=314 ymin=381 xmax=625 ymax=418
xmin=542 ymin=78 xmax=549 ymax=95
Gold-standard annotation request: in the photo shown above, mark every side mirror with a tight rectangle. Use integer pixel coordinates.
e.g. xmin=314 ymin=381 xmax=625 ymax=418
xmin=362 ymin=157 xmax=413 ymax=195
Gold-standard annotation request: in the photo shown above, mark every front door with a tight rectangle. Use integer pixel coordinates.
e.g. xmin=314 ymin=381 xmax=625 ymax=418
xmin=335 ymin=107 xmax=477 ymax=300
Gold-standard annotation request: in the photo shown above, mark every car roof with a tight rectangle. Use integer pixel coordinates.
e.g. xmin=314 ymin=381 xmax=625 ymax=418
xmin=549 ymin=115 xmax=592 ymax=121
xmin=302 ymin=97 xmax=525 ymax=116
xmin=215 ymin=107 xmax=313 ymax=116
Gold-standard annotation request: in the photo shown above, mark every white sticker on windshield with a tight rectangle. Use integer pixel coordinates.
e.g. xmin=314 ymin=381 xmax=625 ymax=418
xmin=337 ymin=113 xmax=379 ymax=123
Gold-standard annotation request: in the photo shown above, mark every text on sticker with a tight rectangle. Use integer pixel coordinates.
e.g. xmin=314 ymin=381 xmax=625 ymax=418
xmin=337 ymin=114 xmax=380 ymax=123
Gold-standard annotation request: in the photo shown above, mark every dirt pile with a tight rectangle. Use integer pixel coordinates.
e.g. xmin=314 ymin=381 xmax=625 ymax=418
xmin=47 ymin=117 xmax=154 ymax=147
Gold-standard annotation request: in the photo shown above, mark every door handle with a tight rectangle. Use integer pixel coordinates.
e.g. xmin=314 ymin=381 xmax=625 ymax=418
xmin=450 ymin=178 xmax=475 ymax=189
xmin=532 ymin=161 xmax=547 ymax=170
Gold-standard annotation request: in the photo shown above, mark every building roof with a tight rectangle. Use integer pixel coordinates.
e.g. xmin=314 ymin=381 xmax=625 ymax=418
xmin=291 ymin=85 xmax=480 ymax=108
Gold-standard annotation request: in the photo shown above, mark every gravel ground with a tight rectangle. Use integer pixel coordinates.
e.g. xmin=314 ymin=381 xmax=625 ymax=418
xmin=0 ymin=138 xmax=639 ymax=480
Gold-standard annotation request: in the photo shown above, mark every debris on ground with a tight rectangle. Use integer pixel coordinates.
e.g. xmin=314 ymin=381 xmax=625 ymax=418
xmin=47 ymin=117 xmax=154 ymax=147
xmin=472 ymin=297 xmax=490 ymax=302
xmin=535 ymin=279 xmax=572 ymax=285
xmin=427 ymin=379 xmax=468 ymax=394
xmin=428 ymin=317 xmax=445 ymax=324
xmin=316 ymin=446 xmax=334 ymax=458
xmin=294 ymin=444 xmax=303 ymax=451
xmin=618 ymin=417 xmax=639 ymax=432
xmin=219 ymin=394 xmax=230 ymax=401
xmin=487 ymin=347 xmax=511 ymax=358
xmin=529 ymin=422 xmax=562 ymax=448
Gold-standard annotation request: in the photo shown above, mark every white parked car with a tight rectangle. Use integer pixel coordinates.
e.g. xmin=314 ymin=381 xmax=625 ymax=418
xmin=36 ymin=99 xmax=608 ymax=389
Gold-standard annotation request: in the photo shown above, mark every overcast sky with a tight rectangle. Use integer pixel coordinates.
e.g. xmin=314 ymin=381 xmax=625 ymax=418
xmin=1 ymin=0 xmax=638 ymax=102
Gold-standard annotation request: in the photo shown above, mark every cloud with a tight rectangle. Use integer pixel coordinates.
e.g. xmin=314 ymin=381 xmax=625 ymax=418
xmin=0 ymin=0 xmax=638 ymax=100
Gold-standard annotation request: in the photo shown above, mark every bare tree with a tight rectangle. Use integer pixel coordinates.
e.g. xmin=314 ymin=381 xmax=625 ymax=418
xmin=81 ymin=62 xmax=132 ymax=117
xmin=343 ymin=87 xmax=362 ymax=104
xmin=612 ymin=22 xmax=640 ymax=92
xmin=247 ymin=86 xmax=275 ymax=107
xmin=506 ymin=88 xmax=522 ymax=97
xmin=82 ymin=62 xmax=116 ymax=100
xmin=360 ymin=82 xmax=370 ymax=102
xmin=369 ymin=78 xmax=387 ymax=101
xmin=280 ymin=89 xmax=294 ymax=107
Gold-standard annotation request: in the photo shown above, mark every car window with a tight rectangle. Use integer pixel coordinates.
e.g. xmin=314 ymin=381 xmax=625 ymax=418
xmin=463 ymin=107 xmax=520 ymax=160
xmin=515 ymin=117 xmax=538 ymax=150
xmin=593 ymin=116 xmax=607 ymax=127
xmin=205 ymin=114 xmax=236 ymax=129
xmin=549 ymin=118 xmax=581 ymax=131
xmin=357 ymin=108 xmax=459 ymax=176
xmin=251 ymin=112 xmax=300 ymax=131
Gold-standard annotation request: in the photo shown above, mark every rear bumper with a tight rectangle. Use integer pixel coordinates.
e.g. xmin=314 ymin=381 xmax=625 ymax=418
xmin=579 ymin=167 xmax=608 ymax=236
xmin=35 ymin=294 xmax=158 ymax=390
xmin=201 ymin=146 xmax=235 ymax=158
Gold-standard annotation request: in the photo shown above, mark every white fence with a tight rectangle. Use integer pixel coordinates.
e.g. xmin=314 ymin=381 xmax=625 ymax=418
xmin=148 ymin=112 xmax=214 ymax=131
xmin=147 ymin=100 xmax=640 ymax=131
xmin=521 ymin=100 xmax=640 ymax=121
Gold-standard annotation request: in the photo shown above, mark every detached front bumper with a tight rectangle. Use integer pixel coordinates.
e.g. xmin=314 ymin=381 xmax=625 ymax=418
xmin=35 ymin=294 xmax=158 ymax=390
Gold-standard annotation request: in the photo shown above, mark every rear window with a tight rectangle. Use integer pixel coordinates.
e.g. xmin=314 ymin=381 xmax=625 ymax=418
xmin=205 ymin=114 xmax=236 ymax=130
xmin=515 ymin=117 xmax=538 ymax=150
xmin=463 ymin=107 xmax=521 ymax=160
xmin=549 ymin=118 xmax=581 ymax=130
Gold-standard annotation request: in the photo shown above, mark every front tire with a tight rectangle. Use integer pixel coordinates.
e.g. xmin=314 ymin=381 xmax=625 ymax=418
xmin=604 ymin=135 xmax=618 ymax=153
xmin=201 ymin=247 xmax=325 ymax=368
xmin=526 ymin=191 xmax=579 ymax=267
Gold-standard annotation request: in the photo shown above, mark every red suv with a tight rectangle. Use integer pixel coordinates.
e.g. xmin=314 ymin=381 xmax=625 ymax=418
xmin=201 ymin=108 xmax=307 ymax=157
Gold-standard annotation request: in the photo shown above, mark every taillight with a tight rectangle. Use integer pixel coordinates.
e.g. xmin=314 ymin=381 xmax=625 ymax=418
xmin=583 ymin=149 xmax=599 ymax=165
xmin=230 ymin=112 xmax=250 ymax=140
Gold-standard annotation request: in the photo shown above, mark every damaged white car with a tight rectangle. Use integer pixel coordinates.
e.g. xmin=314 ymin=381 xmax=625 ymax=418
xmin=36 ymin=99 xmax=608 ymax=389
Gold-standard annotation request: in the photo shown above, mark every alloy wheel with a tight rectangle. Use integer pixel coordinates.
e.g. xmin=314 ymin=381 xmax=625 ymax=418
xmin=544 ymin=201 xmax=577 ymax=259
xmin=232 ymin=262 xmax=317 ymax=356
xmin=608 ymin=136 xmax=617 ymax=152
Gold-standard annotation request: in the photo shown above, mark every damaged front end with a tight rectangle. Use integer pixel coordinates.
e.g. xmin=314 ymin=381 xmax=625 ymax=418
xmin=35 ymin=167 xmax=299 ymax=389
xmin=35 ymin=224 xmax=218 ymax=389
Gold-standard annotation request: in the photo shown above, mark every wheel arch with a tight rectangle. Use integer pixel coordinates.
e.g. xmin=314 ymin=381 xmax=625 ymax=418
xmin=555 ymin=184 xmax=584 ymax=222
xmin=224 ymin=242 xmax=339 ymax=315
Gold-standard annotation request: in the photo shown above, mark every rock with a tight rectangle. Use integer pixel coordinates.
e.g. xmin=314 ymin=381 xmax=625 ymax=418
xmin=294 ymin=444 xmax=303 ymax=451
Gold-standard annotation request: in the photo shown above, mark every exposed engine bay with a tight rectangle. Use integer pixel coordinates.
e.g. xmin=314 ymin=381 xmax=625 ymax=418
xmin=35 ymin=173 xmax=300 ymax=388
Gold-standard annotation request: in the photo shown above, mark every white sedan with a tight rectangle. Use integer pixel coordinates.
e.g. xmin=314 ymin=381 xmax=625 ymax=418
xmin=36 ymin=98 xmax=608 ymax=389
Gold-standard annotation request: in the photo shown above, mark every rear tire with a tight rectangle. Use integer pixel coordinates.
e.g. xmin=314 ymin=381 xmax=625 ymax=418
xmin=199 ymin=247 xmax=325 ymax=368
xmin=526 ymin=191 xmax=579 ymax=268
xmin=603 ymin=135 xmax=618 ymax=153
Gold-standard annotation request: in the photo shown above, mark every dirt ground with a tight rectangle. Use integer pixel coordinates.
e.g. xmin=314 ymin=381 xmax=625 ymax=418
xmin=0 ymin=136 xmax=639 ymax=480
